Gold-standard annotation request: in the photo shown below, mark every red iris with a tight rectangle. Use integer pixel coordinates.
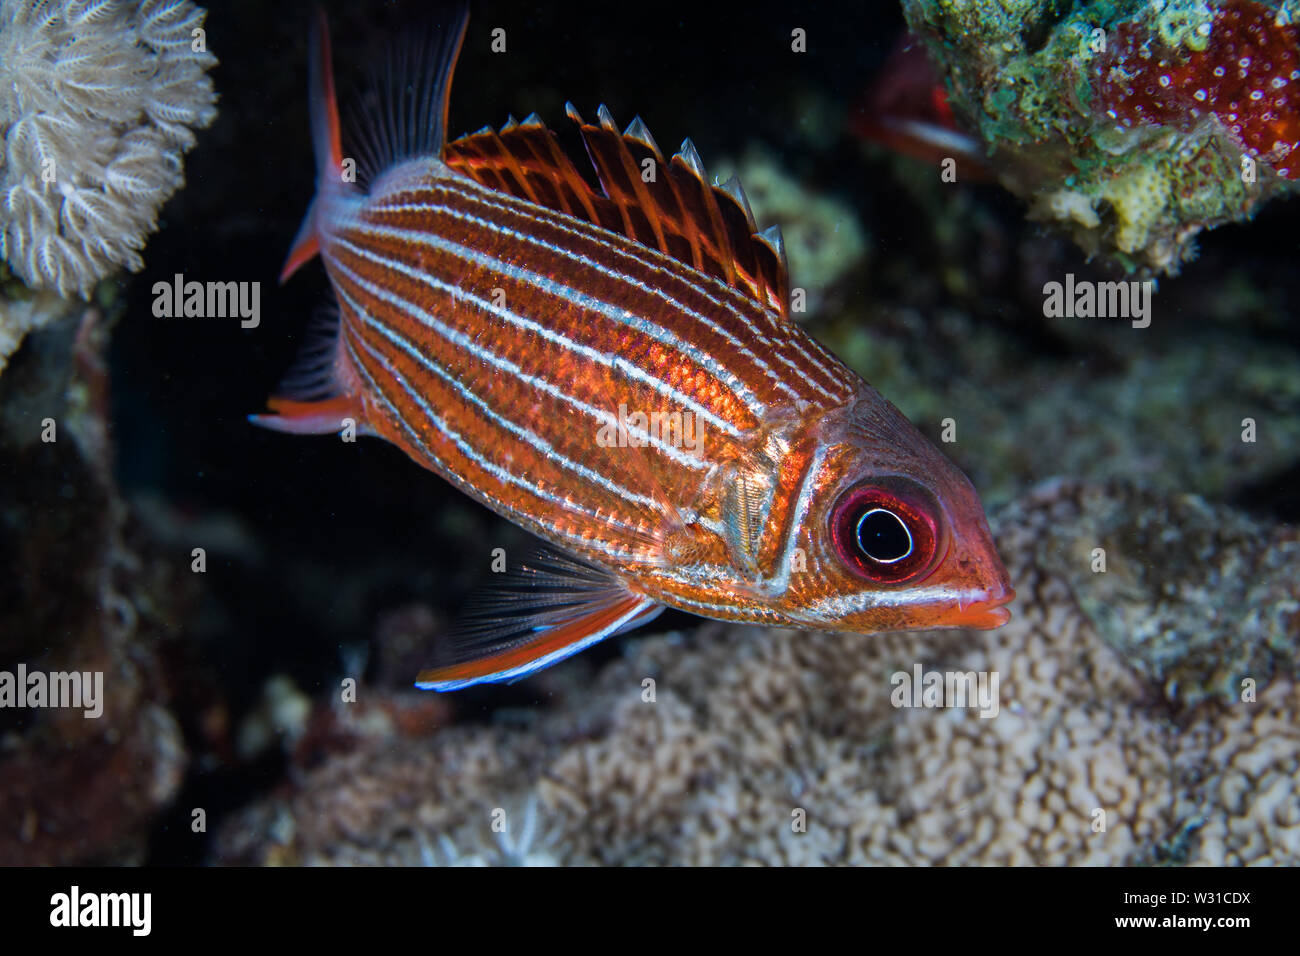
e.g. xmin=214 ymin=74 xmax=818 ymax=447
xmin=830 ymin=481 xmax=945 ymax=585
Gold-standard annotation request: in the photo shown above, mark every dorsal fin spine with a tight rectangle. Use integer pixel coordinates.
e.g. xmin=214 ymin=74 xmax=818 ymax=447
xmin=720 ymin=175 xmax=758 ymax=232
xmin=678 ymin=139 xmax=739 ymax=289
xmin=596 ymin=105 xmax=671 ymax=256
xmin=539 ymin=129 xmax=604 ymax=224
xmin=756 ymin=224 xmax=790 ymax=313
xmin=443 ymin=103 xmax=793 ymax=320
xmin=676 ymin=138 xmax=706 ymax=179
xmin=660 ymin=162 xmax=706 ymax=272
xmin=758 ymin=224 xmax=788 ymax=269
xmin=490 ymin=127 xmax=544 ymax=205
xmin=573 ymin=107 xmax=639 ymax=245
xmin=624 ymin=115 xmax=661 ymax=156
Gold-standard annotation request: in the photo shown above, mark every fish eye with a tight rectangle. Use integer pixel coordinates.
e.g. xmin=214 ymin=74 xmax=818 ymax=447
xmin=830 ymin=480 xmax=945 ymax=585
xmin=854 ymin=508 xmax=913 ymax=563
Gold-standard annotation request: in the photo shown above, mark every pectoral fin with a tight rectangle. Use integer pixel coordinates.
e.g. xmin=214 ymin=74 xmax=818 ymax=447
xmin=415 ymin=548 xmax=662 ymax=692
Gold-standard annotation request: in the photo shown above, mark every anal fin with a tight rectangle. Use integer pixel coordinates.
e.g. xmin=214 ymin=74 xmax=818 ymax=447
xmin=415 ymin=547 xmax=662 ymax=692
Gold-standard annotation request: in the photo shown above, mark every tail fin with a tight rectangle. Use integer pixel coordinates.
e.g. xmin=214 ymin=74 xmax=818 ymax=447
xmin=309 ymin=6 xmax=345 ymax=185
xmin=279 ymin=5 xmax=470 ymax=282
xmin=258 ymin=5 xmax=470 ymax=434
xmin=280 ymin=7 xmax=347 ymax=283
xmin=347 ymin=2 xmax=469 ymax=192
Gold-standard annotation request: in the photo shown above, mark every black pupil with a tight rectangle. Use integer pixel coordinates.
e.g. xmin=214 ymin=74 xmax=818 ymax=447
xmin=855 ymin=508 xmax=912 ymax=563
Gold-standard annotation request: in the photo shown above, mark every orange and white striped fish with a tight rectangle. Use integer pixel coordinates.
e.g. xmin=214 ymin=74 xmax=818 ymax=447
xmin=253 ymin=8 xmax=1014 ymax=691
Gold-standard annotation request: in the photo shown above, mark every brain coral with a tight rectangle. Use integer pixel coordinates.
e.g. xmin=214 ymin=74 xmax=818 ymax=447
xmin=0 ymin=0 xmax=218 ymax=299
xmin=213 ymin=482 xmax=1300 ymax=866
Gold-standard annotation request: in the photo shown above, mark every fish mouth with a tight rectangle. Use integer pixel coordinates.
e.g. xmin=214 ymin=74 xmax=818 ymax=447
xmin=936 ymin=585 xmax=1016 ymax=629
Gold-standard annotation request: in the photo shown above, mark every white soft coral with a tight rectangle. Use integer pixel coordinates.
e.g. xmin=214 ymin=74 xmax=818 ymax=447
xmin=0 ymin=0 xmax=218 ymax=298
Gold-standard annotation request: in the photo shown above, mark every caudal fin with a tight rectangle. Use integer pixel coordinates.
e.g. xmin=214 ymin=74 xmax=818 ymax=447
xmin=280 ymin=7 xmax=346 ymax=283
xmin=247 ymin=304 xmax=365 ymax=435
xmin=347 ymin=2 xmax=469 ymax=192
xmin=259 ymin=5 xmax=470 ymax=432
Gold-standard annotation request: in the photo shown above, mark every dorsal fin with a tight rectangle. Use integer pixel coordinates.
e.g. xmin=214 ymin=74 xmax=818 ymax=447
xmin=443 ymin=117 xmax=620 ymax=231
xmin=443 ymin=104 xmax=791 ymax=318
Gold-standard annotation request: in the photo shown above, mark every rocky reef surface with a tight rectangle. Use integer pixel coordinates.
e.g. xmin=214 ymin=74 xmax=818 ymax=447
xmin=0 ymin=307 xmax=199 ymax=864
xmin=212 ymin=482 xmax=1300 ymax=865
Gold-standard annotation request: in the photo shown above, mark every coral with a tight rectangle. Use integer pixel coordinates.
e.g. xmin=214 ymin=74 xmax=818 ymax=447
xmin=1005 ymin=482 xmax=1300 ymax=707
xmin=1097 ymin=160 xmax=1172 ymax=254
xmin=1192 ymin=683 xmax=1300 ymax=864
xmin=901 ymin=0 xmax=1300 ymax=273
xmin=211 ymin=482 xmax=1300 ymax=866
xmin=236 ymin=672 xmax=452 ymax=765
xmin=1149 ymin=0 xmax=1218 ymax=53
xmin=213 ymin=722 xmax=547 ymax=866
xmin=235 ymin=675 xmax=314 ymax=760
xmin=0 ymin=0 xmax=218 ymax=299
xmin=911 ymin=0 xmax=1062 ymax=54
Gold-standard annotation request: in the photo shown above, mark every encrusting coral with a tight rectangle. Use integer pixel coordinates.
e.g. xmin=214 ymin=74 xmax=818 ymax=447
xmin=213 ymin=481 xmax=1300 ymax=866
xmin=901 ymin=0 xmax=1300 ymax=273
xmin=0 ymin=0 xmax=218 ymax=301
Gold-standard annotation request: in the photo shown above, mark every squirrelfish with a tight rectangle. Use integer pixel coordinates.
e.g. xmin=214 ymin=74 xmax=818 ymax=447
xmin=851 ymin=36 xmax=989 ymax=179
xmin=254 ymin=8 xmax=1014 ymax=691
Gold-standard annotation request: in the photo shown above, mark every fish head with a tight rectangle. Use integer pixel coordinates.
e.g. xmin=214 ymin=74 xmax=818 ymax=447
xmin=783 ymin=387 xmax=1014 ymax=632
